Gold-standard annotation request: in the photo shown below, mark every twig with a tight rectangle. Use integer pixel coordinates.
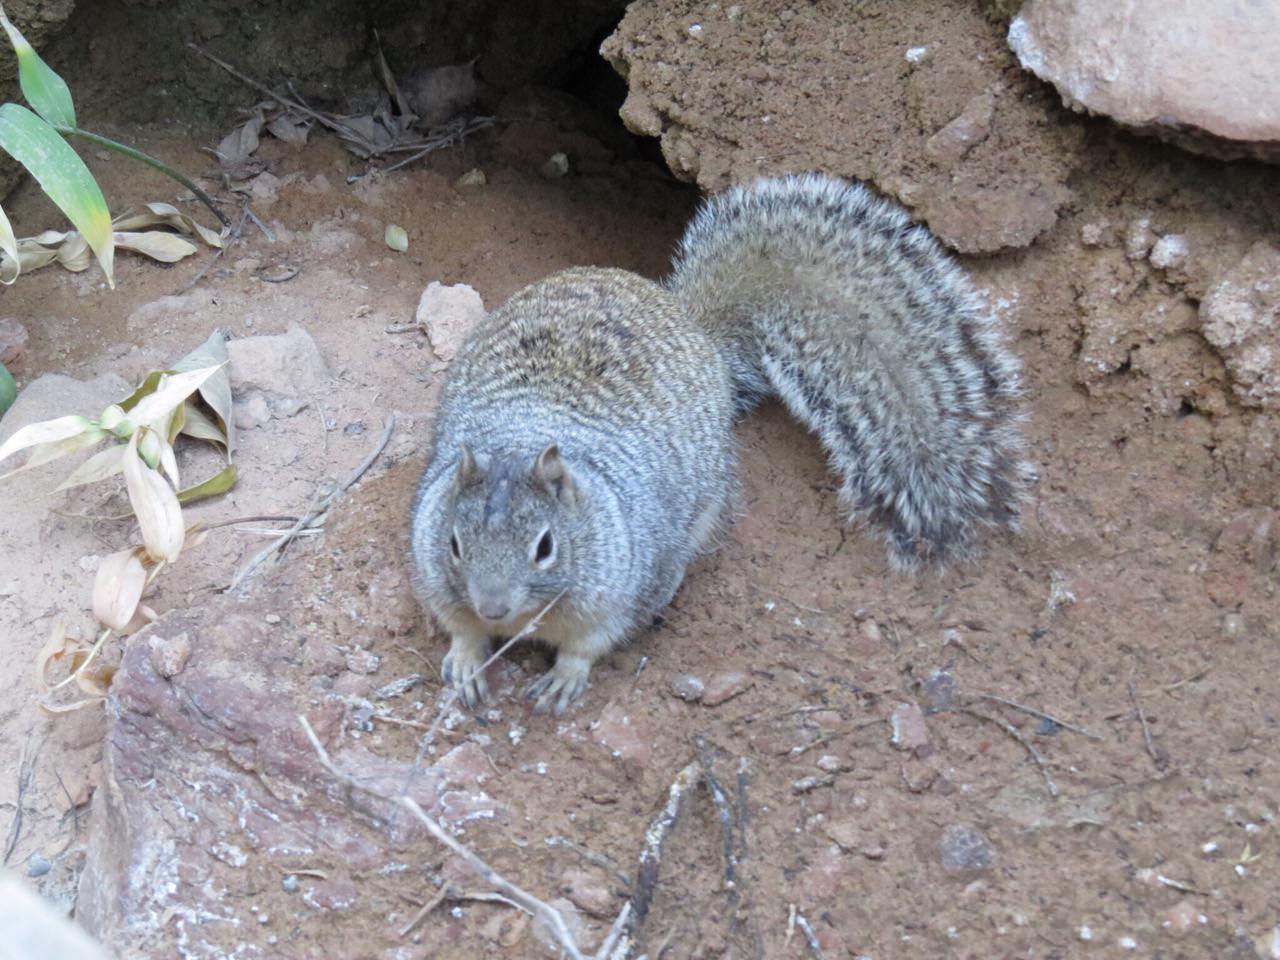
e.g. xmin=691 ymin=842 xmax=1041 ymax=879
xmin=1128 ymin=679 xmax=1166 ymax=770
xmin=370 ymin=117 xmax=496 ymax=178
xmin=794 ymin=912 xmax=825 ymax=959
xmin=631 ymin=759 xmax=702 ymax=928
xmin=969 ymin=693 xmax=1102 ymax=741
xmin=227 ymin=414 xmax=394 ymax=590
xmin=958 ymin=707 xmax=1059 ymax=799
xmin=2 ymin=737 xmax=38 ymax=865
xmin=399 ymin=883 xmax=453 ymax=937
xmin=693 ymin=736 xmax=739 ymax=893
xmin=299 ymin=713 xmax=595 ymax=960
xmin=750 ymin=583 xmax=826 ymax=617
xmin=547 ymin=836 xmax=631 ymax=889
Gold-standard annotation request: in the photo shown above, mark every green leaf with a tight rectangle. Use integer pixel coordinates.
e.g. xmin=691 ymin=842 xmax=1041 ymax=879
xmin=0 ymin=103 xmax=112 ymax=285
xmin=177 ymin=462 xmax=237 ymax=503
xmin=172 ymin=331 xmax=234 ymax=455
xmin=0 ymin=202 xmax=18 ymax=283
xmin=0 ymin=9 xmax=75 ymax=128
xmin=0 ymin=361 xmax=14 ymax=414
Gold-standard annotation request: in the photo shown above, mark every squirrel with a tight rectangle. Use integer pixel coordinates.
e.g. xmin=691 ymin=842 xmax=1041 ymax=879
xmin=411 ymin=172 xmax=1029 ymax=714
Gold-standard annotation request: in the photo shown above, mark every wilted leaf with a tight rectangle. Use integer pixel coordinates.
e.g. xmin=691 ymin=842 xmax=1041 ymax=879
xmin=178 ymin=399 xmax=226 ymax=448
xmin=177 ymin=462 xmax=236 ymax=503
xmin=54 ymin=442 xmax=125 ymax=491
xmin=74 ymin=659 xmax=116 ymax=698
xmin=114 ymin=230 xmax=199 ymax=263
xmin=384 ymin=224 xmax=408 ymax=252
xmin=0 ymin=413 xmax=96 ymax=471
xmin=113 ymin=202 xmax=223 ymax=248
xmin=122 ymin=428 xmax=185 ymax=562
xmin=35 ymin=621 xmax=74 ymax=689
xmin=126 ymin=365 xmax=222 ymax=427
xmin=14 ymin=426 xmax=107 ymax=475
xmin=0 ymin=103 xmax=113 ymax=284
xmin=173 ymin=331 xmax=234 ymax=454
xmin=215 ymin=112 xmax=265 ymax=178
xmin=38 ymin=696 xmax=105 ymax=714
xmin=92 ymin=547 xmax=147 ymax=631
xmin=0 ymin=202 xmax=19 ymax=284
xmin=266 ymin=112 xmax=310 ymax=147
xmin=0 ymin=8 xmax=75 ymax=128
xmin=54 ymin=231 xmax=91 ymax=271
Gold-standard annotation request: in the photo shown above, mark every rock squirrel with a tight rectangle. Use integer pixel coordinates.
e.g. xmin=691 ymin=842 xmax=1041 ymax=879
xmin=411 ymin=172 xmax=1029 ymax=713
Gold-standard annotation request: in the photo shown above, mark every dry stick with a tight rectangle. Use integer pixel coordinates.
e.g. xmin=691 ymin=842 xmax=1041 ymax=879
xmin=299 ymin=715 xmax=598 ymax=960
xmin=1128 ymin=679 xmax=1165 ymax=770
xmin=794 ymin=912 xmax=826 ymax=959
xmin=2 ymin=737 xmax=38 ymax=865
xmin=693 ymin=736 xmax=739 ymax=892
xmin=227 ymin=414 xmax=394 ymax=590
xmin=547 ymin=836 xmax=632 ymax=889
xmin=374 ymin=117 xmax=496 ymax=177
xmin=969 ymin=692 xmax=1102 ymax=741
xmin=958 ymin=707 xmax=1059 ymax=799
xmin=629 ymin=759 xmax=703 ymax=931
xmin=398 ymin=883 xmax=455 ymax=938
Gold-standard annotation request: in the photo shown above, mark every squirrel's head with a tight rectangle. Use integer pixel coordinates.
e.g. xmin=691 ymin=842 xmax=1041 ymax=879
xmin=442 ymin=443 xmax=577 ymax=627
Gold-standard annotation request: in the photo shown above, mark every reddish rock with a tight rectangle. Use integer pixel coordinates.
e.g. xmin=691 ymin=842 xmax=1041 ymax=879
xmin=591 ymin=702 xmax=654 ymax=764
xmin=702 ymin=671 xmax=753 ymax=706
xmin=560 ymin=867 xmax=615 ymax=917
xmin=889 ymin=702 xmax=930 ymax=752
xmin=148 ymin=632 xmax=191 ymax=678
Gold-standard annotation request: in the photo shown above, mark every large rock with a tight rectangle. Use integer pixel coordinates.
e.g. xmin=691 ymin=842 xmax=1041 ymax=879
xmin=1008 ymin=0 xmax=1280 ymax=164
xmin=601 ymin=0 xmax=1077 ymax=254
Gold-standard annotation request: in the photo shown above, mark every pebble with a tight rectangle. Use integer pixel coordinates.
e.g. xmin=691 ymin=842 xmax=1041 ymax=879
xmin=922 ymin=670 xmax=956 ymax=711
xmin=816 ymin=754 xmax=845 ymax=773
xmin=560 ymin=867 xmax=614 ymax=917
xmin=454 ymin=168 xmax=486 ymax=190
xmin=1159 ymin=899 xmax=1207 ymax=934
xmin=282 ymin=874 xmax=300 ymax=893
xmin=702 ymin=671 xmax=753 ymax=706
xmin=670 ymin=674 xmax=705 ymax=701
xmin=1149 ymin=233 xmax=1188 ymax=270
xmin=344 ymin=648 xmax=381 ymax=675
xmin=890 ymin=702 xmax=930 ymax=752
xmin=0 ymin=318 xmax=29 ymax=365
xmin=1221 ymin=613 xmax=1246 ymax=638
xmin=149 ymin=632 xmax=192 ymax=679
xmin=939 ymin=824 xmax=996 ymax=872
xmin=539 ymin=152 xmax=570 ymax=179
xmin=25 ymin=854 xmax=51 ymax=878
xmin=792 ymin=774 xmax=834 ymax=794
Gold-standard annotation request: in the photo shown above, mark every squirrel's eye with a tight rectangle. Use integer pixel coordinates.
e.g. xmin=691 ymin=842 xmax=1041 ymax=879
xmin=449 ymin=533 xmax=462 ymax=561
xmin=533 ymin=529 xmax=555 ymax=567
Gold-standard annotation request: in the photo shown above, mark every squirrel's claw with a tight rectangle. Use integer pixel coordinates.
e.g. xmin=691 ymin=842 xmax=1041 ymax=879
xmin=442 ymin=638 xmax=490 ymax=710
xmin=526 ymin=655 xmax=591 ymax=715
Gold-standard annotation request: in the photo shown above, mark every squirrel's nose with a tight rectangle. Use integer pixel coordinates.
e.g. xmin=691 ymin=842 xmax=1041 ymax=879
xmin=476 ymin=600 xmax=511 ymax=622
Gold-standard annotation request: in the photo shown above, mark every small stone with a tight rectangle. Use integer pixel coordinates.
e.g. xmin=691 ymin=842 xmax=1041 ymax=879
xmin=859 ymin=620 xmax=883 ymax=643
xmin=922 ymin=670 xmax=956 ymax=711
xmin=860 ymin=843 xmax=886 ymax=861
xmin=792 ymin=775 xmax=834 ymax=794
xmin=1221 ymin=613 xmax=1246 ymax=638
xmin=25 ymin=854 xmax=51 ymax=878
xmin=233 ymin=391 xmax=272 ymax=430
xmin=889 ymin=702 xmax=930 ymax=752
xmin=1159 ymin=899 xmax=1207 ymax=934
xmin=264 ymin=614 xmax=281 ymax=625
xmin=816 ymin=754 xmax=845 ymax=773
xmin=436 ymin=741 xmax=490 ymax=788
xmin=702 ymin=671 xmax=753 ymax=706
xmin=0 ymin=319 xmax=29 ymax=365
xmin=532 ymin=897 xmax=582 ymax=955
xmin=454 ymin=168 xmax=486 ymax=190
xmin=374 ymin=674 xmax=424 ymax=700
xmin=282 ymin=874 xmax=300 ymax=893
xmin=670 ymin=674 xmax=705 ymax=701
xmin=925 ymin=91 xmax=995 ymax=164
xmin=416 ymin=281 xmax=486 ymax=363
xmin=1125 ymin=217 xmax=1156 ymax=261
xmin=904 ymin=45 xmax=929 ymax=63
xmin=539 ymin=152 xmax=570 ymax=179
xmin=1149 ymin=233 xmax=1189 ymax=270
xmin=939 ymin=824 xmax=996 ymax=872
xmin=560 ymin=867 xmax=614 ymax=917
xmin=824 ymin=821 xmax=860 ymax=850
xmin=344 ymin=648 xmax=381 ymax=675
xmin=1080 ymin=221 xmax=1109 ymax=247
xmin=149 ymin=633 xmax=192 ymax=679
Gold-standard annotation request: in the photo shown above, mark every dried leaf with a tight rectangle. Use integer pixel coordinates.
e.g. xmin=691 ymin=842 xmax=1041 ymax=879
xmin=172 ymin=331 xmax=234 ymax=454
xmin=74 ymin=661 xmax=116 ymax=698
xmin=0 ymin=414 xmax=96 ymax=470
xmin=122 ymin=429 xmax=185 ymax=562
xmin=178 ymin=399 xmax=227 ymax=448
xmin=384 ymin=224 xmax=408 ymax=252
xmin=0 ymin=202 xmax=19 ymax=284
xmin=54 ymin=442 xmax=126 ymax=491
xmin=266 ymin=112 xmax=310 ymax=147
xmin=38 ymin=697 xmax=105 ymax=714
xmin=55 ymin=232 xmax=91 ymax=270
xmin=35 ymin=621 xmax=74 ymax=689
xmin=112 ymin=202 xmax=223 ymax=248
xmin=126 ymin=365 xmax=222 ymax=427
xmin=92 ymin=547 xmax=147 ymax=631
xmin=114 ymin=230 xmax=199 ymax=263
xmin=216 ymin=112 xmax=264 ymax=170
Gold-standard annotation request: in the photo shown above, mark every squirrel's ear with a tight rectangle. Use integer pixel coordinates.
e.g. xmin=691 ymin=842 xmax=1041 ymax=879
xmin=454 ymin=444 xmax=482 ymax=489
xmin=533 ymin=444 xmax=575 ymax=505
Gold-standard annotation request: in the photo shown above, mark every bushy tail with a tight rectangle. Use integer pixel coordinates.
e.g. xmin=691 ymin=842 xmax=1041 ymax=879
xmin=666 ymin=173 xmax=1030 ymax=569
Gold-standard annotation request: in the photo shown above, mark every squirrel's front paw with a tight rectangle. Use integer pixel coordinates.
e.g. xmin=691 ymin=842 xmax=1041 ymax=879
xmin=442 ymin=635 xmax=490 ymax=709
xmin=525 ymin=654 xmax=591 ymax=715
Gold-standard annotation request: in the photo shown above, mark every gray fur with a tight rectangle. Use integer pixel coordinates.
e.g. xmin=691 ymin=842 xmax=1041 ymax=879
xmin=412 ymin=174 xmax=1028 ymax=712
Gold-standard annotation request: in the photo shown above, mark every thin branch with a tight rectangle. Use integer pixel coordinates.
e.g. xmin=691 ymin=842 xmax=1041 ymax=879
xmin=969 ymin=692 xmax=1101 ymax=741
xmin=794 ymin=912 xmax=825 ymax=959
xmin=1128 ymin=679 xmax=1166 ymax=770
xmin=958 ymin=707 xmax=1059 ymax=799
xmin=631 ymin=759 xmax=702 ymax=927
xmin=2 ymin=737 xmax=38 ymax=865
xmin=298 ymin=713 xmax=589 ymax=960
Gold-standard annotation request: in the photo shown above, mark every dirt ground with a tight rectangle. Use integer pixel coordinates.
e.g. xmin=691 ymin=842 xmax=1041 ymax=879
xmin=1 ymin=17 xmax=1279 ymax=960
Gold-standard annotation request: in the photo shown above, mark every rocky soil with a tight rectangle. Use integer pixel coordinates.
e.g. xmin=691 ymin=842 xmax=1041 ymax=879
xmin=0 ymin=1 xmax=1278 ymax=958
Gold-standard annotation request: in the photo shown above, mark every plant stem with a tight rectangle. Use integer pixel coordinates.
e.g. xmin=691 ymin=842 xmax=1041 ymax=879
xmin=56 ymin=126 xmax=229 ymax=228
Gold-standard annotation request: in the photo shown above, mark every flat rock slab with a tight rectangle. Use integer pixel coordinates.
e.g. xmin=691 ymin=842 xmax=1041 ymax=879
xmin=1009 ymin=0 xmax=1280 ymax=163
